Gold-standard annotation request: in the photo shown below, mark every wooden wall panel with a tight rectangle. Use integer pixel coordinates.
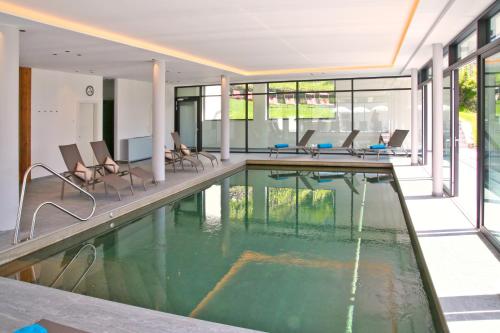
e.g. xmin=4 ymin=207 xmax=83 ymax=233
xmin=19 ymin=67 xmax=31 ymax=182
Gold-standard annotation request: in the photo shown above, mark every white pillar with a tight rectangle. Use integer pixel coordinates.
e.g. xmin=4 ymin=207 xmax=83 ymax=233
xmin=432 ymin=44 xmax=443 ymax=197
xmin=220 ymin=75 xmax=230 ymax=160
xmin=0 ymin=25 xmax=19 ymax=231
xmin=152 ymin=60 xmax=166 ymax=181
xmin=410 ymin=68 xmax=419 ymax=165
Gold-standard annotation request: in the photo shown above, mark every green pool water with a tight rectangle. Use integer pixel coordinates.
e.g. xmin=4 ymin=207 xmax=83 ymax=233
xmin=5 ymin=167 xmax=438 ymax=333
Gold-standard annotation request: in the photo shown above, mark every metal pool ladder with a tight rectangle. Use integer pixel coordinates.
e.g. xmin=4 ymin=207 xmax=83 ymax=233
xmin=13 ymin=163 xmax=96 ymax=244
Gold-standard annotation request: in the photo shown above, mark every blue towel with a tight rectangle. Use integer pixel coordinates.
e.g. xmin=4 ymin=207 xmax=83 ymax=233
xmin=14 ymin=324 xmax=48 ymax=333
xmin=369 ymin=144 xmax=387 ymax=149
xmin=274 ymin=143 xmax=289 ymax=148
xmin=317 ymin=143 xmax=333 ymax=149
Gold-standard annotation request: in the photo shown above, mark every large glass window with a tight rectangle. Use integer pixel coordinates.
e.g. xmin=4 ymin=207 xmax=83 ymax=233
xmin=417 ymin=87 xmax=423 ymax=160
xmin=443 ymin=74 xmax=453 ymax=192
xmin=489 ymin=12 xmax=500 ymax=42
xmin=353 ymin=77 xmax=411 ymax=90
xmin=299 ymin=92 xmax=352 ymax=147
xmin=353 ymin=90 xmax=411 ymax=148
xmin=178 ymin=77 xmax=412 ymax=152
xmin=483 ymin=51 xmax=500 ymax=243
xmin=457 ymin=32 xmax=477 ymax=60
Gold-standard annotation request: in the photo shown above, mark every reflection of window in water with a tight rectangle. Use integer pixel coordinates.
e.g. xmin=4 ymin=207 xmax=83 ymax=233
xmin=267 ymin=187 xmax=335 ymax=224
xmin=229 ymin=186 xmax=253 ymax=222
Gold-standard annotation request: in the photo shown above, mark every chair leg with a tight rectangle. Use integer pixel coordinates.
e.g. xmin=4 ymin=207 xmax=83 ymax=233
xmin=142 ymin=180 xmax=147 ymax=191
xmin=104 ymin=183 xmax=108 ymax=196
xmin=129 ymin=172 xmax=134 ymax=187
xmin=60 ymin=180 xmax=66 ymax=200
xmin=117 ymin=190 xmax=122 ymax=201
xmin=130 ymin=185 xmax=134 ymax=195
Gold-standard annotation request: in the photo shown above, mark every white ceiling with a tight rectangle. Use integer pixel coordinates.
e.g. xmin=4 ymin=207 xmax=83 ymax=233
xmin=0 ymin=0 xmax=495 ymax=84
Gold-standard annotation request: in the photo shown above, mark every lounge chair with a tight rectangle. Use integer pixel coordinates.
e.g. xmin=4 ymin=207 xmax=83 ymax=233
xmin=59 ymin=144 xmax=133 ymax=200
xmin=164 ymin=148 xmax=181 ymax=172
xmin=167 ymin=139 xmax=204 ymax=173
xmin=90 ymin=140 xmax=155 ymax=191
xmin=359 ymin=129 xmax=410 ymax=160
xmin=269 ymin=129 xmax=315 ymax=158
xmin=310 ymin=130 xmax=360 ymax=158
xmin=171 ymin=132 xmax=218 ymax=167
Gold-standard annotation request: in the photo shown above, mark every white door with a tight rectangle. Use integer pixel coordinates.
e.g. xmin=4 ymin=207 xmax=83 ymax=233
xmin=77 ymin=103 xmax=96 ymax=165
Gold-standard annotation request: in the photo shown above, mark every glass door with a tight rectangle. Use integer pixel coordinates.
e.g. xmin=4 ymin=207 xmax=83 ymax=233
xmin=443 ymin=73 xmax=456 ymax=195
xmin=481 ymin=48 xmax=500 ymax=246
xmin=176 ymin=97 xmax=201 ymax=150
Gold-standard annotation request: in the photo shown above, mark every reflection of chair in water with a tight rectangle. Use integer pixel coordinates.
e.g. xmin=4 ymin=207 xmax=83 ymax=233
xmin=310 ymin=171 xmax=360 ymax=194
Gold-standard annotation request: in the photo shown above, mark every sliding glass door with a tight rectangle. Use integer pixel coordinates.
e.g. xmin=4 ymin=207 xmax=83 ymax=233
xmin=443 ymin=74 xmax=456 ymax=194
xmin=482 ymin=48 xmax=500 ymax=246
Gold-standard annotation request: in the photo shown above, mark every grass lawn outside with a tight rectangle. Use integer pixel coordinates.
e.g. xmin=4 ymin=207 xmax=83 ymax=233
xmin=231 ymin=99 xmax=336 ymax=120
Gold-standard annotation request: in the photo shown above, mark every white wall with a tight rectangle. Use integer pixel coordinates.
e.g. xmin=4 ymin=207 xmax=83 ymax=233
xmin=114 ymin=78 xmax=153 ymax=159
xmin=0 ymin=25 xmax=19 ymax=231
xmin=31 ymin=68 xmax=103 ymax=178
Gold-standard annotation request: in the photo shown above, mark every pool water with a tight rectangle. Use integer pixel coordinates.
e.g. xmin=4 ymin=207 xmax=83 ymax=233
xmin=5 ymin=167 xmax=437 ymax=333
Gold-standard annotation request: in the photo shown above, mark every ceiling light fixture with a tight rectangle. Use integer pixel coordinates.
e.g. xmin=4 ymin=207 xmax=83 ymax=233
xmin=0 ymin=0 xmax=419 ymax=76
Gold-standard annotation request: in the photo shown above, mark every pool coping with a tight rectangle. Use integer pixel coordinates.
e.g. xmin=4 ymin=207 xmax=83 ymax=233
xmin=0 ymin=159 xmax=449 ymax=333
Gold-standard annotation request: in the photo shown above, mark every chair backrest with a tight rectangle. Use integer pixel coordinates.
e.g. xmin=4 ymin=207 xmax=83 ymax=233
xmin=171 ymin=132 xmax=181 ymax=151
xmin=341 ymin=130 xmax=360 ymax=148
xmin=90 ymin=141 xmax=112 ymax=164
xmin=387 ymin=129 xmax=409 ymax=148
xmin=297 ymin=130 xmax=315 ymax=146
xmin=59 ymin=144 xmax=85 ymax=171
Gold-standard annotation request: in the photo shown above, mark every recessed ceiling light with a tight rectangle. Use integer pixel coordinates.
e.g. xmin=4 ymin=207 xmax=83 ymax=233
xmin=52 ymin=53 xmax=57 ymax=56
xmin=65 ymin=50 xmax=70 ymax=53
xmin=177 ymin=72 xmax=181 ymax=74
xmin=19 ymin=29 xmax=26 ymax=32
xmin=77 ymin=54 xmax=82 ymax=56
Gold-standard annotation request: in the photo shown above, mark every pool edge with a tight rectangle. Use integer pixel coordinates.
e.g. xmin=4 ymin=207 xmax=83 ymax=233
xmin=391 ymin=167 xmax=450 ymax=333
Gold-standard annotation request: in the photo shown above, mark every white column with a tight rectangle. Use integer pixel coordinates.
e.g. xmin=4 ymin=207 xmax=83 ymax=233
xmin=152 ymin=60 xmax=166 ymax=181
xmin=0 ymin=25 xmax=19 ymax=231
xmin=220 ymin=75 xmax=230 ymax=160
xmin=432 ymin=44 xmax=443 ymax=197
xmin=410 ymin=68 xmax=419 ymax=165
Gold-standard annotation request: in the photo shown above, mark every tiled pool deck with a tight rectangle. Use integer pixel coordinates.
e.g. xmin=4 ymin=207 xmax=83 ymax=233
xmin=0 ymin=153 xmax=498 ymax=332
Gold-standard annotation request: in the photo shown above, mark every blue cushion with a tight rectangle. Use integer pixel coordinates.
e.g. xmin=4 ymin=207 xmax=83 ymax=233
xmin=369 ymin=144 xmax=387 ymax=149
xmin=317 ymin=143 xmax=333 ymax=149
xmin=14 ymin=324 xmax=48 ymax=333
xmin=274 ymin=143 xmax=289 ymax=148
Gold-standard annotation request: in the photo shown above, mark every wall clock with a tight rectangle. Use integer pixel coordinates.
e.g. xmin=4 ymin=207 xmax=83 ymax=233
xmin=85 ymin=85 xmax=95 ymax=96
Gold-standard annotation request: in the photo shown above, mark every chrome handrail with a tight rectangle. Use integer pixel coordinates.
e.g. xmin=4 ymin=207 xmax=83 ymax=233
xmin=13 ymin=163 xmax=96 ymax=244
xmin=50 ymin=243 xmax=97 ymax=292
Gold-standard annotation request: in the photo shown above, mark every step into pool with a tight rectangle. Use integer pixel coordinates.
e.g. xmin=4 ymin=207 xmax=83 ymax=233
xmin=1 ymin=166 xmax=439 ymax=333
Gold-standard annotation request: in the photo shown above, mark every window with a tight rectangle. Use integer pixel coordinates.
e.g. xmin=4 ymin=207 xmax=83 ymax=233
xmin=177 ymin=86 xmax=199 ymax=97
xmin=489 ymin=12 xmax=500 ymax=42
xmin=268 ymin=81 xmax=296 ymax=93
xmin=457 ymin=32 xmax=477 ymax=60
xmin=298 ymin=80 xmax=334 ymax=92
xmin=353 ymin=77 xmax=411 ymax=90
xmin=268 ymin=93 xmax=296 ymax=119
xmin=230 ymin=84 xmax=246 ymax=95
xmin=203 ymin=85 xmax=221 ymax=96
xmin=298 ymin=92 xmax=336 ymax=119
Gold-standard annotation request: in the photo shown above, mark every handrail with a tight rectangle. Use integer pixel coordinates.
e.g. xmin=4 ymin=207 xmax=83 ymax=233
xmin=13 ymin=163 xmax=96 ymax=244
xmin=50 ymin=243 xmax=97 ymax=292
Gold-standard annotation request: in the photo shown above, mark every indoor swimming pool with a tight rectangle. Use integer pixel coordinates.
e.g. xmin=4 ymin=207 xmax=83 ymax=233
xmin=1 ymin=166 xmax=439 ymax=333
